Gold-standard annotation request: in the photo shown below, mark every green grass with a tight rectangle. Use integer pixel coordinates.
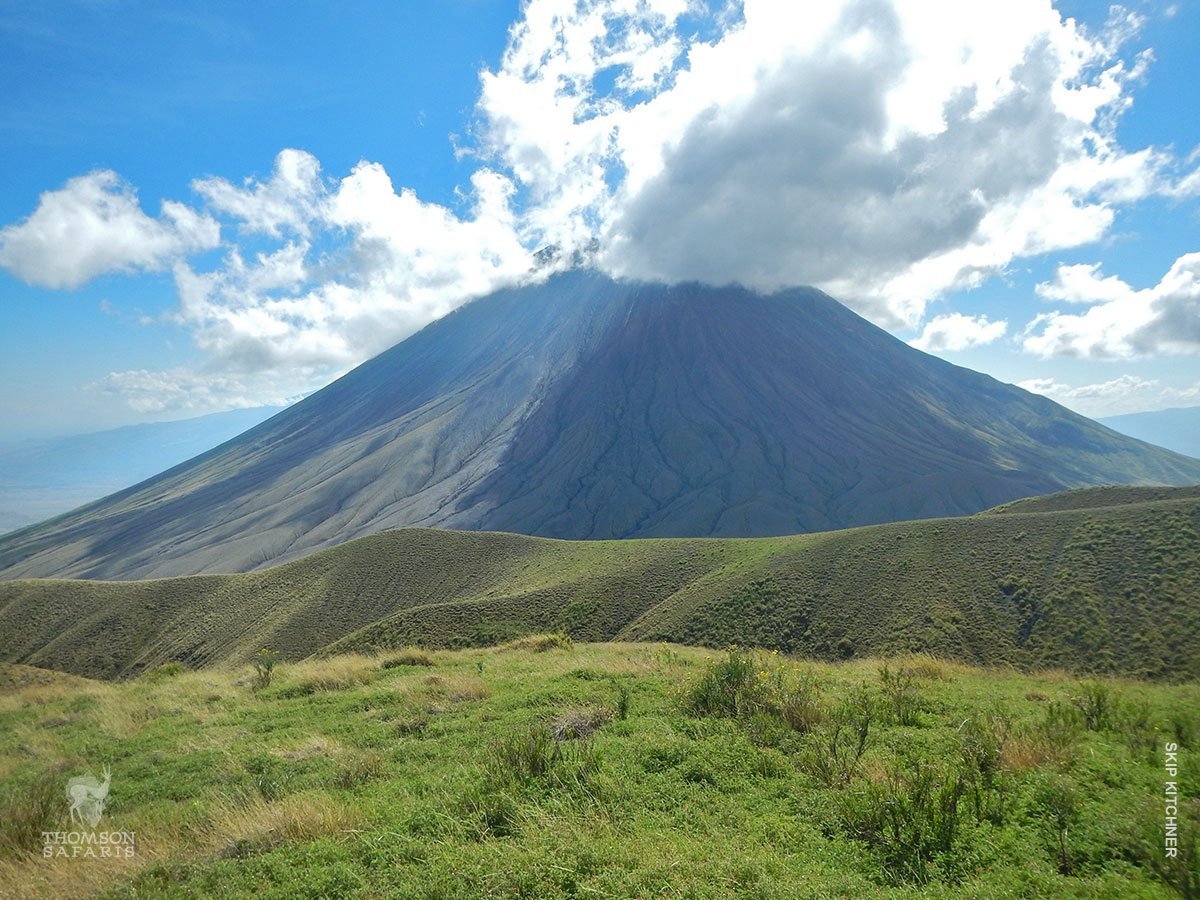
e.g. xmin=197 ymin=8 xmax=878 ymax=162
xmin=1 ymin=486 xmax=1198 ymax=681
xmin=0 ymin=642 xmax=1195 ymax=898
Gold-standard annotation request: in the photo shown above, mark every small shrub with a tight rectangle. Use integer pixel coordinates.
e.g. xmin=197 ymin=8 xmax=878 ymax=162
xmin=488 ymin=724 xmax=560 ymax=782
xmin=802 ymin=686 xmax=873 ymax=787
xmin=1039 ymin=700 xmax=1083 ymax=750
xmin=1171 ymin=712 xmax=1196 ymax=750
xmin=0 ymin=769 xmax=63 ymax=857
xmin=683 ymin=646 xmax=757 ymax=718
xmin=1119 ymin=699 xmax=1159 ymax=764
xmin=682 ymin=647 xmax=823 ymax=734
xmin=774 ymin=671 xmax=824 ymax=733
xmin=380 ymin=648 xmax=435 ymax=669
xmin=142 ymin=661 xmax=187 ymax=681
xmin=841 ymin=759 xmax=965 ymax=884
xmin=614 ymin=681 xmax=631 ymax=721
xmin=1033 ymin=774 xmax=1079 ymax=875
xmin=1068 ymin=682 xmax=1114 ymax=732
xmin=960 ymin=711 xmax=1011 ymax=823
xmin=253 ymin=648 xmax=282 ymax=691
xmin=879 ymin=663 xmax=922 ymax=726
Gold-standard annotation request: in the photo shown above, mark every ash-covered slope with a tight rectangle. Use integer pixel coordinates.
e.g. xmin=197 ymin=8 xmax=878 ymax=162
xmin=1 ymin=271 xmax=1197 ymax=579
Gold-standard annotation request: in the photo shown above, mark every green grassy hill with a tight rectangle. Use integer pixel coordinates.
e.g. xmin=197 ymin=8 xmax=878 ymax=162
xmin=1 ymin=486 xmax=1197 ymax=681
xmin=0 ymin=643 xmax=1195 ymax=898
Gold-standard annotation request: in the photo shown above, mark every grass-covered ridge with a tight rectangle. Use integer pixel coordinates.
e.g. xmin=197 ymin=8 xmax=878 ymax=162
xmin=0 ymin=643 xmax=1195 ymax=898
xmin=1 ymin=486 xmax=1198 ymax=681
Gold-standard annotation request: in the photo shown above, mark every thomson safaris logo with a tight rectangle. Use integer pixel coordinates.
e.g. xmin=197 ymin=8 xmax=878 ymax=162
xmin=42 ymin=765 xmax=137 ymax=859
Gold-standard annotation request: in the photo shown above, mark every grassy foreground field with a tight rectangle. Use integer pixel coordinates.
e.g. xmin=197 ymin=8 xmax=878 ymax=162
xmin=2 ymin=486 xmax=1199 ymax=682
xmin=0 ymin=642 xmax=1196 ymax=898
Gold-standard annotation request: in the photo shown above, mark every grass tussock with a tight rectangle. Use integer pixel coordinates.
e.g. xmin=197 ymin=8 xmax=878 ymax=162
xmin=423 ymin=673 xmax=490 ymax=704
xmin=207 ymin=792 xmax=360 ymax=859
xmin=273 ymin=655 xmax=378 ymax=696
xmin=379 ymin=647 xmax=435 ymax=669
xmin=499 ymin=632 xmax=575 ymax=653
xmin=0 ymin=769 xmax=64 ymax=858
xmin=549 ymin=707 xmax=613 ymax=741
xmin=485 ymin=723 xmax=597 ymax=787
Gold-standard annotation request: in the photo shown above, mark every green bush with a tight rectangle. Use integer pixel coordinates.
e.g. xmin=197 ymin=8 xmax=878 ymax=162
xmin=142 ymin=661 xmax=187 ymax=681
xmin=801 ymin=685 xmax=873 ymax=787
xmin=1069 ymin=682 xmax=1114 ymax=732
xmin=879 ymin=663 xmax=922 ymax=726
xmin=959 ymin=711 xmax=1011 ymax=824
xmin=682 ymin=647 xmax=824 ymax=733
xmin=614 ymin=681 xmax=631 ymax=721
xmin=1033 ymin=774 xmax=1079 ymax=876
xmin=253 ymin=648 xmax=282 ymax=691
xmin=683 ymin=646 xmax=758 ymax=718
xmin=841 ymin=759 xmax=965 ymax=884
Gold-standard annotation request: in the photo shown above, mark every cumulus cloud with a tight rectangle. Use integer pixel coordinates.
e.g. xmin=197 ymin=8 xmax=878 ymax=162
xmin=910 ymin=313 xmax=1007 ymax=352
xmin=1023 ymin=253 xmax=1200 ymax=357
xmin=1017 ymin=374 xmax=1200 ymax=417
xmin=476 ymin=0 xmax=1181 ymax=326
xmin=170 ymin=152 xmax=533 ymax=373
xmin=193 ymin=148 xmax=326 ymax=238
xmin=0 ymin=171 xmax=219 ymax=289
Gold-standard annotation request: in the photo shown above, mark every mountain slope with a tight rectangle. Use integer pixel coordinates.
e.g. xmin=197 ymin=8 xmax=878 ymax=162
xmin=1 ymin=272 xmax=1198 ymax=580
xmin=1099 ymin=405 xmax=1200 ymax=459
xmin=0 ymin=406 xmax=283 ymax=533
xmin=1 ymin=487 xmax=1197 ymax=680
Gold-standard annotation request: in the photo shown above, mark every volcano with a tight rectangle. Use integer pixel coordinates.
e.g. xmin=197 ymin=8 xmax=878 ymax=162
xmin=2 ymin=270 xmax=1198 ymax=580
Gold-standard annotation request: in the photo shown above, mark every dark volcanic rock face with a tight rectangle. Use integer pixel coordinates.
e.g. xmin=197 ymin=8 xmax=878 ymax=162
xmin=2 ymin=271 xmax=1198 ymax=578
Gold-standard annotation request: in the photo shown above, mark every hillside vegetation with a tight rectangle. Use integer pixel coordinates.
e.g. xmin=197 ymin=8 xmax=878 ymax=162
xmin=0 ymin=486 xmax=1197 ymax=681
xmin=0 ymin=643 xmax=1195 ymax=898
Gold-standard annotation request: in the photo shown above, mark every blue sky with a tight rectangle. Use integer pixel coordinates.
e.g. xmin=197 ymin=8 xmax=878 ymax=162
xmin=1 ymin=0 xmax=1198 ymax=438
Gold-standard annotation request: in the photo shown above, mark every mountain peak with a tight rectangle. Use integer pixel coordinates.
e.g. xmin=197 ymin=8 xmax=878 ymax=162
xmin=2 ymin=273 xmax=1197 ymax=579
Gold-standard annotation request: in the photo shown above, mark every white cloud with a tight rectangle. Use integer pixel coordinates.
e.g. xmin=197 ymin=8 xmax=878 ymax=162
xmin=475 ymin=0 xmax=1182 ymax=326
xmin=1034 ymin=262 xmax=1137 ymax=304
xmin=192 ymin=148 xmax=325 ymax=238
xmin=172 ymin=152 xmax=533 ymax=372
xmin=910 ymin=313 xmax=1007 ymax=352
xmin=1017 ymin=373 xmax=1200 ymax=417
xmin=1023 ymin=253 xmax=1200 ymax=357
xmin=0 ymin=171 xmax=219 ymax=289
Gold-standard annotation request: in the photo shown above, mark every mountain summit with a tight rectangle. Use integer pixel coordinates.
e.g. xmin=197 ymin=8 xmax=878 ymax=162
xmin=2 ymin=271 xmax=1198 ymax=580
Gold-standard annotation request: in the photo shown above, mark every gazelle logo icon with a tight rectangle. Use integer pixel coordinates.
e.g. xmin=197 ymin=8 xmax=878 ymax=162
xmin=66 ymin=765 xmax=112 ymax=828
